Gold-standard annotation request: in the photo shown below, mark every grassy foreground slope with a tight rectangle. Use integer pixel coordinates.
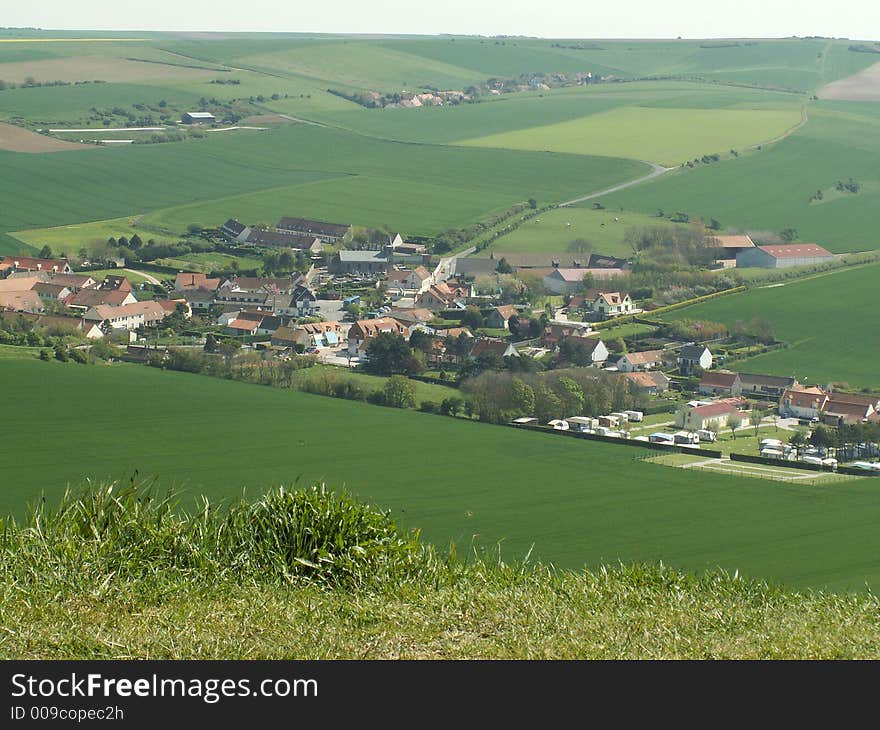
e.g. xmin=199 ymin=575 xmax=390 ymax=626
xmin=666 ymin=262 xmax=880 ymax=389
xmin=3 ymin=481 xmax=880 ymax=659
xmin=4 ymin=355 xmax=880 ymax=592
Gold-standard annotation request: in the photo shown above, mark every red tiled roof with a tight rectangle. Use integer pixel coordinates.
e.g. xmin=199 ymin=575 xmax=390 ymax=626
xmin=757 ymin=244 xmax=834 ymax=259
xmin=700 ymin=371 xmax=740 ymax=388
xmin=623 ymin=349 xmax=663 ymax=365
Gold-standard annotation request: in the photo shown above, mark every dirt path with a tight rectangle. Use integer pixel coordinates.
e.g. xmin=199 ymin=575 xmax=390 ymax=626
xmin=123 ymin=268 xmax=161 ymax=285
xmin=558 ymin=161 xmax=671 ymax=207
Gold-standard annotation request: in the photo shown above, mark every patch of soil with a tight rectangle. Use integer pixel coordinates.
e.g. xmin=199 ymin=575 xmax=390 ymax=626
xmin=0 ymin=123 xmax=95 ymax=153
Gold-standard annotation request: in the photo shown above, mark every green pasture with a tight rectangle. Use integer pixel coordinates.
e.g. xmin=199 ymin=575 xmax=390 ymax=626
xmin=459 ymin=106 xmax=803 ymax=166
xmin=153 ymin=252 xmax=264 ymax=273
xmin=3 ymin=354 xmax=880 ymax=592
xmin=604 ymin=103 xmax=880 ymax=253
xmin=484 ymin=206 xmax=687 ymax=257
xmin=666 ymin=262 xmax=880 ymax=389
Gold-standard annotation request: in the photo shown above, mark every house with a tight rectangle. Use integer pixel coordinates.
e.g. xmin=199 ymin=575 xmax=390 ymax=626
xmin=276 ymin=217 xmax=351 ymax=243
xmin=181 ymin=111 xmax=215 ymax=124
xmin=224 ymin=318 xmax=260 ymax=336
xmin=0 ymin=290 xmax=43 ymax=313
xmin=386 ymin=266 xmax=433 ymax=294
xmin=282 ymin=321 xmax=344 ymax=349
xmin=699 ymin=370 xmax=741 ymax=396
xmin=677 ymin=344 xmax=713 ymax=375
xmin=331 ymin=250 xmax=391 ymax=276
xmin=576 ymin=337 xmax=608 ymax=366
xmin=485 ymin=305 xmax=518 ymax=330
xmin=220 ymin=219 xmax=252 ymax=243
xmin=540 ymin=322 xmax=594 ymax=349
xmin=616 ymin=350 xmax=664 ymax=373
xmin=735 ymin=243 xmax=834 ymax=269
xmin=591 ymin=291 xmax=635 ymax=318
xmin=823 ymin=393 xmax=879 ymax=425
xmin=415 ymin=281 xmax=470 ymax=310
xmin=387 ymin=308 xmax=435 ymax=327
xmin=98 ymin=275 xmax=133 ymax=293
xmin=32 ymin=282 xmax=72 ymax=302
xmin=623 ymin=371 xmax=670 ymax=394
xmin=0 ymin=311 xmax=103 ymax=338
xmin=174 ymin=272 xmax=221 ymax=293
xmin=181 ymin=288 xmax=216 ymax=312
xmin=675 ymin=398 xmax=749 ymax=431
xmin=737 ymin=373 xmax=798 ymax=399
xmin=45 ymin=273 xmax=96 ymax=292
xmin=65 ymin=287 xmax=137 ymax=311
xmin=778 ymin=387 xmax=829 ymax=420
xmin=542 ymin=267 xmax=628 ymax=294
xmin=470 ymin=338 xmax=519 ymax=359
xmin=706 ymin=234 xmax=756 ymax=265
xmin=83 ymin=301 xmax=167 ymax=331
xmin=156 ymin=299 xmax=191 ymax=319
xmin=347 ymin=317 xmax=408 ymax=356
xmin=0 ymin=256 xmax=72 ymax=277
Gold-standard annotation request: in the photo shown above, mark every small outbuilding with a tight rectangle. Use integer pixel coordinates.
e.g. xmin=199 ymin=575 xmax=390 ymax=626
xmin=181 ymin=111 xmax=216 ymax=124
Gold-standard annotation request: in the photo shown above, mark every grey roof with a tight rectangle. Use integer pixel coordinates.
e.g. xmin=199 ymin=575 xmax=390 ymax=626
xmin=452 ymin=258 xmax=497 ymax=277
xmin=221 ymin=219 xmax=247 ymax=236
xmin=738 ymin=373 xmax=796 ymax=387
xmin=679 ymin=344 xmax=710 ymax=359
xmin=246 ymin=228 xmax=320 ymax=249
xmin=338 ymin=250 xmax=389 ymax=262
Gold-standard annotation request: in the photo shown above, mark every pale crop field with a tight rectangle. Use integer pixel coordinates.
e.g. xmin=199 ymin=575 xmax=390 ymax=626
xmin=459 ymin=106 xmax=803 ymax=166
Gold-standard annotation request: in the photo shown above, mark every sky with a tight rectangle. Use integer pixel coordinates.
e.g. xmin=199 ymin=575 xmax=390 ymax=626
xmin=2 ymin=0 xmax=878 ymax=41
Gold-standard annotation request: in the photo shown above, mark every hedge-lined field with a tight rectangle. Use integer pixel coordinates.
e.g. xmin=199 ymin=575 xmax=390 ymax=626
xmin=665 ymin=262 xmax=880 ymax=389
xmin=3 ymin=353 xmax=880 ymax=592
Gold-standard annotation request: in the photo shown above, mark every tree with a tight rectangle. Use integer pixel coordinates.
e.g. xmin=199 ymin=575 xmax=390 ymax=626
xmin=363 ymin=332 xmax=411 ymax=375
xmin=439 ymin=396 xmax=464 ymax=416
xmin=555 ymin=376 xmax=584 ymax=415
xmin=535 ymin=383 xmax=564 ymax=423
xmin=707 ymin=218 xmax=721 ymax=231
xmin=495 ymin=257 xmax=513 ymax=274
xmin=527 ymin=198 xmax=538 ymax=209
xmin=38 ymin=245 xmax=53 ymax=259
xmin=779 ymin=228 xmax=798 ymax=242
xmin=204 ymin=334 xmax=219 ymax=353
xmin=727 ymin=414 xmax=743 ymax=440
xmin=810 ymin=425 xmax=834 ymax=453
xmin=460 ymin=306 xmax=484 ymax=331
xmin=510 ymin=377 xmax=535 ymax=416
xmin=382 ymin=375 xmax=416 ymax=409
xmin=789 ymin=429 xmax=808 ymax=457
xmin=408 ymin=329 xmax=433 ymax=354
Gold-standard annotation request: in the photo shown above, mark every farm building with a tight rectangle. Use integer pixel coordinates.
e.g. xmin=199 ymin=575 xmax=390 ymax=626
xmin=737 ymin=373 xmax=798 ymax=398
xmin=245 ymin=228 xmax=322 ymax=252
xmin=823 ymin=393 xmax=879 ymax=425
xmin=677 ymin=344 xmax=713 ymax=375
xmin=699 ymin=370 xmax=741 ymax=396
xmin=543 ymin=267 xmax=627 ymax=294
xmin=675 ymin=399 xmax=749 ymax=431
xmin=735 ymin=243 xmax=834 ymax=268
xmin=706 ymin=234 xmax=756 ymax=265
xmin=276 ymin=217 xmax=351 ymax=243
xmin=331 ymin=250 xmax=392 ymax=276
xmin=181 ymin=112 xmax=216 ymax=124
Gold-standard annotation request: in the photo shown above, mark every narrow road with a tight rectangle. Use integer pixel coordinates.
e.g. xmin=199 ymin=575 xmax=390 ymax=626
xmin=558 ymin=161 xmax=671 ymax=207
xmin=124 ymin=268 xmax=161 ymax=285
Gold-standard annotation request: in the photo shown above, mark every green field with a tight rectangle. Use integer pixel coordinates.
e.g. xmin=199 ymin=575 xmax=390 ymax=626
xmin=153 ymin=251 xmax=264 ymax=273
xmin=483 ymin=206 xmax=688 ymax=257
xmin=1 ymin=123 xmax=646 ymax=248
xmin=460 ymin=106 xmax=803 ymax=166
xmin=3 ymin=354 xmax=880 ymax=592
xmin=604 ymin=103 xmax=880 ymax=253
xmin=666 ymin=262 xmax=880 ymax=389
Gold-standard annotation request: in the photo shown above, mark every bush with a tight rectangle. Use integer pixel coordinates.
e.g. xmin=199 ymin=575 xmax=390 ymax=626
xmin=69 ymin=348 xmax=88 ymax=364
xmin=419 ymin=400 xmax=438 ymax=413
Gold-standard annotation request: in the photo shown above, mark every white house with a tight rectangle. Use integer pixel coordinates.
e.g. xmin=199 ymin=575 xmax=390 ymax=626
xmin=778 ymin=387 xmax=829 ymax=420
xmin=675 ymin=399 xmax=749 ymax=431
xmin=617 ymin=350 xmax=664 ymax=373
xmin=677 ymin=344 xmax=713 ymax=375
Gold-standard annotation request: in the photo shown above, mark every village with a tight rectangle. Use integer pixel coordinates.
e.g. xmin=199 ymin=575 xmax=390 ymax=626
xmin=1 ymin=219 xmax=878 ymax=478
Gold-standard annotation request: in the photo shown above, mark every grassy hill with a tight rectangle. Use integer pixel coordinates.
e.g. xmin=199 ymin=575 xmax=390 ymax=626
xmin=4 ymin=478 xmax=880 ymax=659
xmin=665 ymin=262 xmax=880 ymax=389
xmin=3 ymin=353 xmax=880 ymax=593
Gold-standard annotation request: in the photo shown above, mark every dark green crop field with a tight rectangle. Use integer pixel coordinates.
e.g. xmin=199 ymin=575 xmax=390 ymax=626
xmin=666 ymin=262 xmax=880 ymax=389
xmin=2 ymin=354 xmax=880 ymax=592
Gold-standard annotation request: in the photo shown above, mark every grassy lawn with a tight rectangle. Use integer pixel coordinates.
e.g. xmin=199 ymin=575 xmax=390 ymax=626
xmin=3 ymin=354 xmax=880 ymax=592
xmin=459 ymin=107 xmax=803 ymax=166
xmin=665 ymin=262 xmax=880 ymax=390
xmin=154 ymin=251 xmax=263 ymax=273
xmin=289 ymin=364 xmax=459 ymax=404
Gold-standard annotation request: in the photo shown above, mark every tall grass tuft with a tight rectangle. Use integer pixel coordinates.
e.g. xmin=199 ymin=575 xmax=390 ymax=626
xmin=1 ymin=480 xmax=428 ymax=591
